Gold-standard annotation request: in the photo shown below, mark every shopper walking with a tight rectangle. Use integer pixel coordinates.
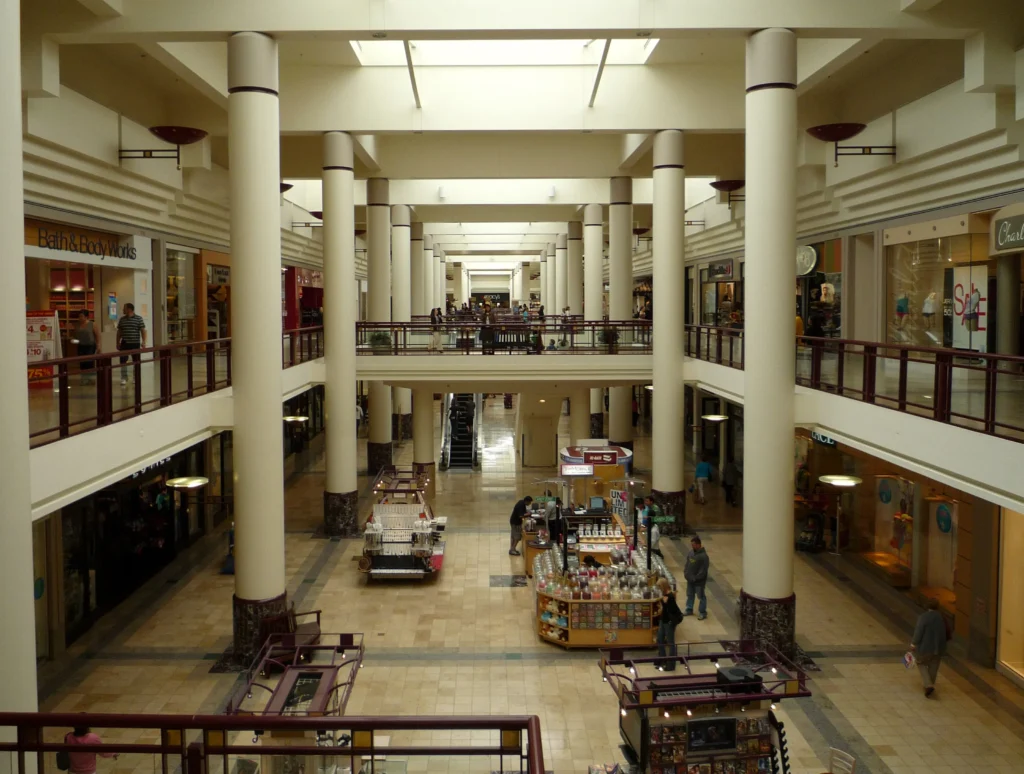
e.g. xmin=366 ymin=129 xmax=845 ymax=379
xmin=655 ymin=578 xmax=683 ymax=671
xmin=62 ymin=725 xmax=118 ymax=774
xmin=643 ymin=514 xmax=662 ymax=559
xmin=693 ymin=456 xmax=713 ymax=504
xmin=911 ymin=598 xmax=948 ymax=697
xmin=116 ymin=303 xmax=146 ymax=386
xmin=429 ymin=307 xmax=444 ymax=352
xmin=508 ymin=495 xmax=533 ymax=556
xmin=683 ymin=535 xmax=709 ymax=620
xmin=73 ymin=310 xmax=99 ymax=385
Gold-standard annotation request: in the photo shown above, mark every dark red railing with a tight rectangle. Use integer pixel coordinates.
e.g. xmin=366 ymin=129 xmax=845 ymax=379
xmin=0 ymin=712 xmax=544 ymax=774
xmin=356 ymin=319 xmax=651 ymax=354
xmin=684 ymin=324 xmax=1024 ymax=443
xmin=26 ymin=327 xmax=323 ymax=448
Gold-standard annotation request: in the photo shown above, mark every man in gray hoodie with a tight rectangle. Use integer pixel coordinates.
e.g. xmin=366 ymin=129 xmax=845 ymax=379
xmin=683 ymin=535 xmax=710 ymax=620
xmin=911 ymin=597 xmax=948 ymax=697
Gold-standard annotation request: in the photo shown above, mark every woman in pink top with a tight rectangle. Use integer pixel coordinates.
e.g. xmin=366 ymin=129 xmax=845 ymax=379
xmin=66 ymin=726 xmax=118 ymax=774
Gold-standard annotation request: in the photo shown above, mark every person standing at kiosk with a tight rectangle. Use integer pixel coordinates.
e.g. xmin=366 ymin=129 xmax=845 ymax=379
xmin=509 ymin=495 xmax=532 ymax=556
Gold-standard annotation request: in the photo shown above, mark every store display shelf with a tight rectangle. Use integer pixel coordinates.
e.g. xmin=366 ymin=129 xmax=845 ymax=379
xmin=538 ymin=591 xmax=658 ymax=605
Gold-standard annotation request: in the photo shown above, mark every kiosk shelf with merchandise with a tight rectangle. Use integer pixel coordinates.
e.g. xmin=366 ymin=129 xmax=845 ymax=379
xmin=533 ymin=545 xmax=677 ymax=649
xmin=359 ymin=468 xmax=445 ymax=579
xmin=600 ymin=642 xmax=812 ymax=774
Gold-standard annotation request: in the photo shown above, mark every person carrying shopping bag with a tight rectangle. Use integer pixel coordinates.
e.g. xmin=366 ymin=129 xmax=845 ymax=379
xmin=655 ymin=578 xmax=683 ymax=671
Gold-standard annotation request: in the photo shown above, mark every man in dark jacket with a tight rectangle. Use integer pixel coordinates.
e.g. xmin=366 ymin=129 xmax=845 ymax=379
xmin=508 ymin=496 xmax=532 ymax=556
xmin=911 ymin=597 xmax=948 ymax=697
xmin=683 ymin=535 xmax=710 ymax=620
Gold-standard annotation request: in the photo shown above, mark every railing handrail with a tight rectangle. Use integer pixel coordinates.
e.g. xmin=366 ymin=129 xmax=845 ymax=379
xmin=685 ymin=323 xmax=1024 ymax=365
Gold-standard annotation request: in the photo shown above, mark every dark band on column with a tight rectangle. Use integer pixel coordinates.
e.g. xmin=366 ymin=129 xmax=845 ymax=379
xmin=322 ymin=165 xmax=353 ymax=172
xmin=746 ymin=82 xmax=796 ymax=93
xmin=228 ymin=85 xmax=279 ymax=96
xmin=393 ymin=223 xmax=411 ymax=228
xmin=609 ymin=202 xmax=631 ymax=206
xmin=584 ymin=223 xmax=602 ymax=227
xmin=366 ymin=203 xmax=390 ymax=207
xmin=568 ymin=237 xmax=582 ymax=240
xmin=653 ymin=163 xmax=685 ymax=170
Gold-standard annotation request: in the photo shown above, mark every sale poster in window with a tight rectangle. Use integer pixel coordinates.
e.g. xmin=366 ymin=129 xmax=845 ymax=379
xmin=951 ymin=265 xmax=987 ymax=353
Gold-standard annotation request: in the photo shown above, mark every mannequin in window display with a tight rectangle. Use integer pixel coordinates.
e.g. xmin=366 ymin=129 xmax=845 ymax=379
xmin=922 ymin=292 xmax=938 ymax=329
xmin=895 ymin=288 xmax=910 ymax=329
xmin=964 ymin=287 xmax=981 ymax=332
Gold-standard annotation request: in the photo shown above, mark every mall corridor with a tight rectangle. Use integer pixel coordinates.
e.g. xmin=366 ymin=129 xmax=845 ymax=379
xmin=33 ymin=401 xmax=1024 ymax=774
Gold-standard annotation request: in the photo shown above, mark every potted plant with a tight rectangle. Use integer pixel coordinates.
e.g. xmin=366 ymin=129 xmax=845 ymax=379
xmin=368 ymin=331 xmax=392 ymax=354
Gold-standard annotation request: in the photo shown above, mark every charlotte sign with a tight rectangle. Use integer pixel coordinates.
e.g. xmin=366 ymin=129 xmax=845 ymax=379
xmin=991 ymin=204 xmax=1024 ymax=256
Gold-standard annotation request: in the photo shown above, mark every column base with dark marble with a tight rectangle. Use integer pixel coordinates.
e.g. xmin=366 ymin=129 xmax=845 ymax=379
xmin=367 ymin=441 xmax=392 ymax=476
xmin=610 ymin=440 xmax=634 ymax=452
xmin=324 ymin=490 xmax=360 ymax=538
xmin=739 ymin=589 xmax=796 ymax=658
xmin=413 ymin=461 xmax=436 ymax=502
xmin=590 ymin=413 xmax=604 ymax=438
xmin=233 ymin=591 xmax=288 ymax=665
xmin=651 ymin=489 xmax=687 ymax=537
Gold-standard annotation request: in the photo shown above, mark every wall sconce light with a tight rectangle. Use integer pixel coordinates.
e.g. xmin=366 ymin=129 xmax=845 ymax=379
xmin=118 ymin=126 xmax=207 ymax=170
xmin=807 ymin=123 xmax=896 ymax=167
xmin=709 ymin=179 xmax=745 ymax=209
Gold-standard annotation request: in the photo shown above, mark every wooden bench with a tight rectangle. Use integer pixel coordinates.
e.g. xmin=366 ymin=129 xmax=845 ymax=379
xmin=257 ymin=606 xmax=322 ymax=668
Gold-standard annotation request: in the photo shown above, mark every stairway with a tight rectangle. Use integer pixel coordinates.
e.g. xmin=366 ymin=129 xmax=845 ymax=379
xmin=447 ymin=393 xmax=476 ymax=470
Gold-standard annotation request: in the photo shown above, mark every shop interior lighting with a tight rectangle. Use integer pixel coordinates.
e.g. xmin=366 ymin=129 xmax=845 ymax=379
xmin=663 ymin=710 xmax=670 ymax=719
xmin=166 ymin=476 xmax=209 ymax=490
xmin=686 ymin=709 xmax=693 ymax=717
xmin=819 ymin=474 xmax=862 ymax=488
xmin=644 ymin=385 xmax=653 ymax=391
xmin=283 ymin=415 xmax=310 ymax=423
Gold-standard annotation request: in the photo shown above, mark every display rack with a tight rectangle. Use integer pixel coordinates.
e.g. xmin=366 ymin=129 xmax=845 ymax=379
xmin=360 ymin=468 xmax=445 ymax=580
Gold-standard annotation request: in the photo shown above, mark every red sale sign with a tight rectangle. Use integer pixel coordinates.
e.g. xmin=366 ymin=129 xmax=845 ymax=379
xmin=583 ymin=450 xmax=617 ymax=465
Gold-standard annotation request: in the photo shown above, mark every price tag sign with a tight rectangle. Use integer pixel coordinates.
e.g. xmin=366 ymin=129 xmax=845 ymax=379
xmin=583 ymin=450 xmax=618 ymax=465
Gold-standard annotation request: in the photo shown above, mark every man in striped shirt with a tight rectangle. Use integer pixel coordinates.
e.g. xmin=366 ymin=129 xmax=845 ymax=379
xmin=116 ymin=303 xmax=147 ymax=386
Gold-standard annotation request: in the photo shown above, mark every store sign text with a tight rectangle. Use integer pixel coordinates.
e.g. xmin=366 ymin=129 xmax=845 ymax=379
xmin=560 ymin=463 xmax=594 ymax=477
xmin=37 ymin=228 xmax=136 ymax=260
xmin=583 ymin=450 xmax=617 ymax=465
xmin=995 ymin=215 xmax=1024 ymax=251
xmin=132 ymin=457 xmax=171 ymax=478
xmin=811 ymin=431 xmax=836 ymax=446
xmin=707 ymin=260 xmax=734 ymax=280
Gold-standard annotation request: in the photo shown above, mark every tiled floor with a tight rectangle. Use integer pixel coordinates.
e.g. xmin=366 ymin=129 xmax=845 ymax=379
xmin=37 ymin=399 xmax=1024 ymax=774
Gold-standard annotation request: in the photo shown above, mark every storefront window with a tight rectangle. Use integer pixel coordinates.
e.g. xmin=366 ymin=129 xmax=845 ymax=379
xmin=999 ymin=509 xmax=1024 ymax=684
xmin=700 ymin=260 xmax=743 ymax=327
xmin=885 ymin=234 xmax=990 ymax=351
xmin=165 ymin=248 xmax=196 ymax=342
xmin=798 ymin=240 xmax=842 ymax=337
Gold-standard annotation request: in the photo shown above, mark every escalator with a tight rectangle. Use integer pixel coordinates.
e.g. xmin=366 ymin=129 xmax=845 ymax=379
xmin=443 ymin=393 xmax=478 ymax=471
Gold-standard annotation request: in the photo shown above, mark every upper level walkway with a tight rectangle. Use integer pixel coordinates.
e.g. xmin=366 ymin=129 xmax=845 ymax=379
xmin=21 ymin=321 xmax=1024 ymax=520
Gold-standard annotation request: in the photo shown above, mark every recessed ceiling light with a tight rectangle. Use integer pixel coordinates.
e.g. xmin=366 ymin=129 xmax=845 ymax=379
xmin=819 ymin=474 xmax=862 ymax=488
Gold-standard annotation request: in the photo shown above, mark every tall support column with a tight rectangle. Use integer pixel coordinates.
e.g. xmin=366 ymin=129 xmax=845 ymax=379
xmin=435 ymin=247 xmax=445 ymax=309
xmin=651 ymin=130 xmax=687 ymax=537
xmin=546 ymin=243 xmax=556 ymax=309
xmin=322 ymin=132 xmax=359 ymax=538
xmin=570 ymin=388 xmax=591 ymax=447
xmin=740 ymin=28 xmax=799 ymax=656
xmin=412 ymin=388 xmax=436 ymax=501
xmin=609 ymin=177 xmax=634 ymax=449
xmin=567 ymin=221 xmax=583 ymax=315
xmin=584 ymin=203 xmax=605 ymax=437
xmin=391 ymin=205 xmax=412 ymax=440
xmin=539 ymin=256 xmax=548 ymax=309
xmin=367 ymin=178 xmax=392 ymax=474
xmin=228 ymin=32 xmax=288 ymax=659
xmin=422 ymin=234 xmax=434 ymax=312
xmin=410 ymin=222 xmax=426 ymax=317
xmin=555 ymin=232 xmax=568 ymax=314
xmin=997 ymin=254 xmax=1021 ymax=357
xmin=0 ymin=0 xmax=39 ymax=718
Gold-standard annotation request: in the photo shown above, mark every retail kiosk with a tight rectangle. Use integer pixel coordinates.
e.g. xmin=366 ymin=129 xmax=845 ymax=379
xmin=359 ymin=467 xmax=446 ymax=579
xmin=600 ymin=643 xmax=811 ymax=774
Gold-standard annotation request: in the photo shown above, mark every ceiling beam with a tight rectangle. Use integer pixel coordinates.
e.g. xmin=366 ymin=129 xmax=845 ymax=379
xmin=74 ymin=0 xmax=123 ymax=18
xmin=42 ymin=0 xmax=986 ymax=44
xmin=403 ymin=40 xmax=422 ymax=108
xmin=588 ymin=39 xmax=611 ymax=107
xmin=619 ymin=133 xmax=652 ymax=170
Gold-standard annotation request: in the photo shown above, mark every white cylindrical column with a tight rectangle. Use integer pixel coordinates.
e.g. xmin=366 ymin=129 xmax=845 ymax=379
xmin=435 ymin=247 xmax=445 ymax=309
xmin=410 ymin=222 xmax=426 ymax=317
xmin=539 ymin=257 xmax=547 ymax=309
xmin=555 ymin=232 xmax=568 ymax=314
xmin=322 ymin=131 xmax=359 ymax=538
xmin=567 ymin=221 xmax=583 ymax=315
xmin=651 ymin=130 xmax=687 ymax=535
xmin=391 ymin=205 xmax=412 ymax=439
xmin=0 ymin=0 xmax=39 ymax=715
xmin=609 ymin=177 xmax=634 ymax=448
xmin=584 ymin=203 xmax=605 ymax=436
xmin=367 ymin=178 xmax=392 ymax=474
xmin=412 ymin=387 xmax=436 ymax=501
xmin=997 ymin=255 xmax=1021 ymax=357
xmin=547 ymin=243 xmax=556 ymax=310
xmin=740 ymin=27 xmax=799 ymax=655
xmin=228 ymin=31 xmax=288 ymax=659
xmin=422 ymin=234 xmax=434 ymax=313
